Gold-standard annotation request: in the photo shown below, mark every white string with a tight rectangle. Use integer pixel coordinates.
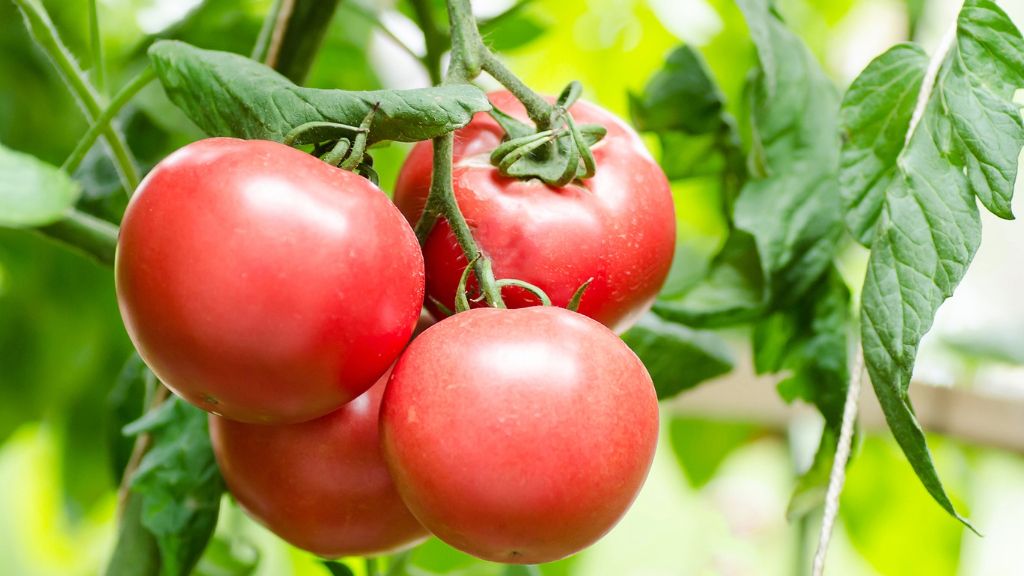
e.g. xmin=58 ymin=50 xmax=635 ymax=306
xmin=811 ymin=345 xmax=864 ymax=576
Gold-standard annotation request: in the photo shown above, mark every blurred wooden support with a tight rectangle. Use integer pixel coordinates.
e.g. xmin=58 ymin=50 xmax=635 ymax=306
xmin=664 ymin=356 xmax=1024 ymax=454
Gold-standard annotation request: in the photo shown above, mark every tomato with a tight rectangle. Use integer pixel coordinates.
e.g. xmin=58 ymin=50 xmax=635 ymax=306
xmin=116 ymin=138 xmax=424 ymax=424
xmin=394 ymin=91 xmax=676 ymax=333
xmin=380 ymin=306 xmax=659 ymax=564
xmin=210 ymin=369 xmax=428 ymax=557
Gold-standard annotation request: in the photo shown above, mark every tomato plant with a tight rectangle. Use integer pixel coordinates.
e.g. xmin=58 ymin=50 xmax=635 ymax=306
xmin=395 ymin=91 xmax=676 ymax=332
xmin=380 ymin=306 xmax=659 ymax=564
xmin=3 ymin=0 xmax=1024 ymax=575
xmin=116 ymin=138 xmax=424 ymax=424
xmin=209 ymin=369 xmax=428 ymax=558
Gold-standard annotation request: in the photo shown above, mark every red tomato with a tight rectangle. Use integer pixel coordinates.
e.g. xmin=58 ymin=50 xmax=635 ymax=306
xmin=380 ymin=307 xmax=659 ymax=563
xmin=117 ymin=138 xmax=424 ymax=424
xmin=210 ymin=370 xmax=428 ymax=557
xmin=394 ymin=91 xmax=676 ymax=333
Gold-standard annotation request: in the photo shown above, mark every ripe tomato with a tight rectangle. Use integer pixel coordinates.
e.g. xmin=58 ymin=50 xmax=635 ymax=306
xmin=210 ymin=369 xmax=428 ymax=557
xmin=380 ymin=306 xmax=659 ymax=563
xmin=394 ymin=91 xmax=676 ymax=333
xmin=117 ymin=138 xmax=424 ymax=424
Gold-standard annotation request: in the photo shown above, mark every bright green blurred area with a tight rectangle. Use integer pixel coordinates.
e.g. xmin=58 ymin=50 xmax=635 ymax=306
xmin=2 ymin=0 xmax=1023 ymax=575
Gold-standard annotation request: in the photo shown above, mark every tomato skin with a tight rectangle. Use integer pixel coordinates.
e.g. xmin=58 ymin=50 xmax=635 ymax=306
xmin=394 ymin=91 xmax=676 ymax=333
xmin=209 ymin=370 xmax=428 ymax=558
xmin=380 ymin=307 xmax=659 ymax=564
xmin=116 ymin=138 xmax=424 ymax=424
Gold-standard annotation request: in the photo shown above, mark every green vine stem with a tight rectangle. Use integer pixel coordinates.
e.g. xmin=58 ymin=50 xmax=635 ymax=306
xmin=88 ymin=0 xmax=105 ymax=94
xmin=414 ymin=134 xmax=504 ymax=308
xmin=411 ymin=0 xmax=576 ymax=310
xmin=62 ymin=66 xmax=156 ymax=179
xmin=36 ymin=209 xmax=119 ymax=266
xmin=12 ymin=0 xmax=140 ymax=193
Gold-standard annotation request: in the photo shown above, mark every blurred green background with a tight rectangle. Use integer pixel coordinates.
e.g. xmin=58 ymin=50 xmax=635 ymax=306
xmin=2 ymin=0 xmax=1024 ymax=574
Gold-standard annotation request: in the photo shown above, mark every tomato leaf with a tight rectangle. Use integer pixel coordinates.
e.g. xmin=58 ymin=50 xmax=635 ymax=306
xmin=732 ymin=0 xmax=843 ymax=307
xmin=753 ymin=268 xmax=850 ymax=429
xmin=105 ymin=491 xmax=162 ymax=576
xmin=653 ymin=232 xmax=765 ymax=327
xmin=629 ymin=44 xmax=745 ymax=185
xmin=752 ymin=268 xmax=852 ymax=518
xmin=622 ymin=313 xmax=734 ymax=399
xmin=838 ymin=44 xmax=929 ymax=245
xmin=0 ymin=142 xmax=80 ymax=227
xmin=842 ymin=0 xmax=1024 ymax=527
xmin=631 ymin=46 xmax=756 ymax=324
xmin=148 ymin=40 xmax=491 ymax=144
xmin=646 ymin=2 xmax=841 ymax=327
xmin=124 ymin=395 xmax=225 ymax=576
xmin=629 ymin=45 xmax=727 ymax=135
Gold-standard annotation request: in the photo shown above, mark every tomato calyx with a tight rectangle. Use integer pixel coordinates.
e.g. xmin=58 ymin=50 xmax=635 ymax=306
xmin=487 ymin=82 xmax=608 ymax=187
xmin=449 ymin=252 xmax=594 ymax=315
xmin=283 ymin=104 xmax=380 ymax=184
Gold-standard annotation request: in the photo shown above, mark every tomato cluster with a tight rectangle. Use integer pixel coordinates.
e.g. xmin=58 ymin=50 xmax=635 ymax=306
xmin=115 ymin=95 xmax=672 ymax=563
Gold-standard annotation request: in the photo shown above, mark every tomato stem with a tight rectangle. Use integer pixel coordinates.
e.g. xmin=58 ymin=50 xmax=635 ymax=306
xmin=35 ymin=209 xmax=119 ymax=266
xmin=62 ymin=66 xmax=156 ymax=177
xmin=445 ymin=0 xmax=554 ymax=127
xmin=415 ymin=134 xmax=505 ymax=308
xmin=12 ymin=0 xmax=140 ymax=194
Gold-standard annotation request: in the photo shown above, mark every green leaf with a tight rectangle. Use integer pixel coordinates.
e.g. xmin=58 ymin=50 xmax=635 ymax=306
xmin=753 ymin=268 xmax=850 ymax=428
xmin=653 ymin=232 xmax=766 ymax=328
xmin=657 ymin=1 xmax=842 ymax=329
xmin=630 ymin=44 xmax=745 ymax=185
xmin=668 ymin=417 xmax=757 ymax=488
xmin=148 ymin=40 xmax=491 ymax=144
xmin=105 ymin=490 xmax=162 ymax=576
xmin=126 ymin=395 xmax=225 ymax=576
xmin=945 ymin=0 xmax=1024 ymax=220
xmin=0 ymin=142 xmax=80 ymax=227
xmin=844 ymin=0 xmax=1024 ymax=527
xmin=735 ymin=0 xmax=778 ymax=96
xmin=838 ymin=44 xmax=929 ymax=245
xmin=629 ymin=45 xmax=726 ymax=135
xmin=733 ymin=0 xmax=843 ymax=307
xmin=622 ymin=313 xmax=734 ymax=399
xmin=482 ymin=11 xmax=547 ymax=53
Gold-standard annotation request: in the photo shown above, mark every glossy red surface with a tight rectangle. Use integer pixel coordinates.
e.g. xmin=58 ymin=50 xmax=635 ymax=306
xmin=210 ymin=371 xmax=428 ymax=557
xmin=394 ymin=92 xmax=676 ymax=333
xmin=380 ymin=307 xmax=659 ymax=563
xmin=117 ymin=138 xmax=424 ymax=423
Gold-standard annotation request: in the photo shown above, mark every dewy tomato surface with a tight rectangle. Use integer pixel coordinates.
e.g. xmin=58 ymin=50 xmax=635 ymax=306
xmin=380 ymin=306 xmax=659 ymax=563
xmin=117 ymin=138 xmax=424 ymax=424
xmin=394 ymin=91 xmax=676 ymax=333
